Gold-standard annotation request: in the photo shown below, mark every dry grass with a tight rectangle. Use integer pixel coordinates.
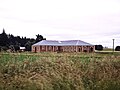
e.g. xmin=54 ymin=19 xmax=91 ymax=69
xmin=0 ymin=52 xmax=120 ymax=90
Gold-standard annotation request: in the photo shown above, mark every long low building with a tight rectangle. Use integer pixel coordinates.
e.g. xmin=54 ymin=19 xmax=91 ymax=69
xmin=32 ymin=40 xmax=95 ymax=52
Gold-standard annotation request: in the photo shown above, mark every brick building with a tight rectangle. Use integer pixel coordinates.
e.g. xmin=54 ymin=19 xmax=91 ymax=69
xmin=32 ymin=40 xmax=95 ymax=52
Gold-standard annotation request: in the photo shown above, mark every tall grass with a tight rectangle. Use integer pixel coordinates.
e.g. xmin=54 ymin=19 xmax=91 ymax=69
xmin=0 ymin=52 xmax=120 ymax=90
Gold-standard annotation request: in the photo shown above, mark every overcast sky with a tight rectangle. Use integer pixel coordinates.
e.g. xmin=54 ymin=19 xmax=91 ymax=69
xmin=0 ymin=0 xmax=120 ymax=48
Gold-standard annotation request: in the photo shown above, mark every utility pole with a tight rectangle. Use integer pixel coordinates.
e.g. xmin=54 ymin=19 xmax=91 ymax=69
xmin=112 ymin=39 xmax=115 ymax=52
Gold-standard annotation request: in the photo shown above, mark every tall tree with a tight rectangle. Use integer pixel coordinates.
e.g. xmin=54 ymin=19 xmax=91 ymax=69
xmin=36 ymin=34 xmax=44 ymax=43
xmin=2 ymin=28 xmax=5 ymax=34
xmin=0 ymin=29 xmax=9 ymax=47
xmin=0 ymin=29 xmax=46 ymax=51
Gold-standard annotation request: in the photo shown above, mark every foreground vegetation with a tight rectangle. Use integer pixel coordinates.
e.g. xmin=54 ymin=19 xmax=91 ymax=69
xmin=0 ymin=52 xmax=120 ymax=90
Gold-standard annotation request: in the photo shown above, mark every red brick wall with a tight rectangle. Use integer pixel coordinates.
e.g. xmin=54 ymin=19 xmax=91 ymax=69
xmin=32 ymin=45 xmax=95 ymax=52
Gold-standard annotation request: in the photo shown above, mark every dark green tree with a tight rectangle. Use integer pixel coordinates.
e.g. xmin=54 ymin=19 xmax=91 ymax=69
xmin=36 ymin=34 xmax=44 ymax=43
xmin=115 ymin=46 xmax=120 ymax=51
xmin=25 ymin=41 xmax=33 ymax=51
xmin=0 ymin=29 xmax=46 ymax=51
xmin=95 ymin=45 xmax=103 ymax=50
xmin=0 ymin=29 xmax=9 ymax=47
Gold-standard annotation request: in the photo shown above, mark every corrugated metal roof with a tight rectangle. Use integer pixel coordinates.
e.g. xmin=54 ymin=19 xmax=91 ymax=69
xmin=32 ymin=40 xmax=94 ymax=46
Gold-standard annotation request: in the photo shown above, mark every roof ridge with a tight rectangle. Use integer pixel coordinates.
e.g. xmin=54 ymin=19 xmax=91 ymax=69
xmin=76 ymin=40 xmax=79 ymax=45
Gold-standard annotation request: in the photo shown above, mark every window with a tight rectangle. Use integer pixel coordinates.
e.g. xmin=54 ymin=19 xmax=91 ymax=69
xmin=56 ymin=46 xmax=58 ymax=50
xmin=77 ymin=46 xmax=82 ymax=52
xmin=89 ymin=47 xmax=93 ymax=52
xmin=42 ymin=46 xmax=45 ymax=50
xmin=48 ymin=46 xmax=52 ymax=50
xmin=83 ymin=46 xmax=87 ymax=52
xmin=74 ymin=46 xmax=76 ymax=52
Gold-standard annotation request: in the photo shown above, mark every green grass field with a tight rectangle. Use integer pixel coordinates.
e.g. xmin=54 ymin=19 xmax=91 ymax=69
xmin=0 ymin=52 xmax=120 ymax=90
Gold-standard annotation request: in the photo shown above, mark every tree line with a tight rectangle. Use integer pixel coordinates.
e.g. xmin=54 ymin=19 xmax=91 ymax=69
xmin=0 ymin=29 xmax=46 ymax=52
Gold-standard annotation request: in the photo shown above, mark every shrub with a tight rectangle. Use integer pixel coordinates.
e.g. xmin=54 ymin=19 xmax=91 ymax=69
xmin=95 ymin=45 xmax=103 ymax=50
xmin=115 ymin=46 xmax=120 ymax=51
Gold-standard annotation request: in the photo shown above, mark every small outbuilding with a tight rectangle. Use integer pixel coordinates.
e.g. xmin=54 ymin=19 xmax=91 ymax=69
xmin=32 ymin=40 xmax=95 ymax=53
xmin=20 ymin=47 xmax=25 ymax=52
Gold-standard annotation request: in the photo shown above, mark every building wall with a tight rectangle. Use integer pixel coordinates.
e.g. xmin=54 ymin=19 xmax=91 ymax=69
xmin=32 ymin=45 xmax=95 ymax=53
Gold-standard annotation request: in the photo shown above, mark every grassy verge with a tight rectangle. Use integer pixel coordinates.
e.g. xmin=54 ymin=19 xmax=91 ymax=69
xmin=0 ymin=52 xmax=120 ymax=90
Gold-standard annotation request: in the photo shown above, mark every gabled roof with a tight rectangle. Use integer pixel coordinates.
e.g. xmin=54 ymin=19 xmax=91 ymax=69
xmin=32 ymin=40 xmax=94 ymax=46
